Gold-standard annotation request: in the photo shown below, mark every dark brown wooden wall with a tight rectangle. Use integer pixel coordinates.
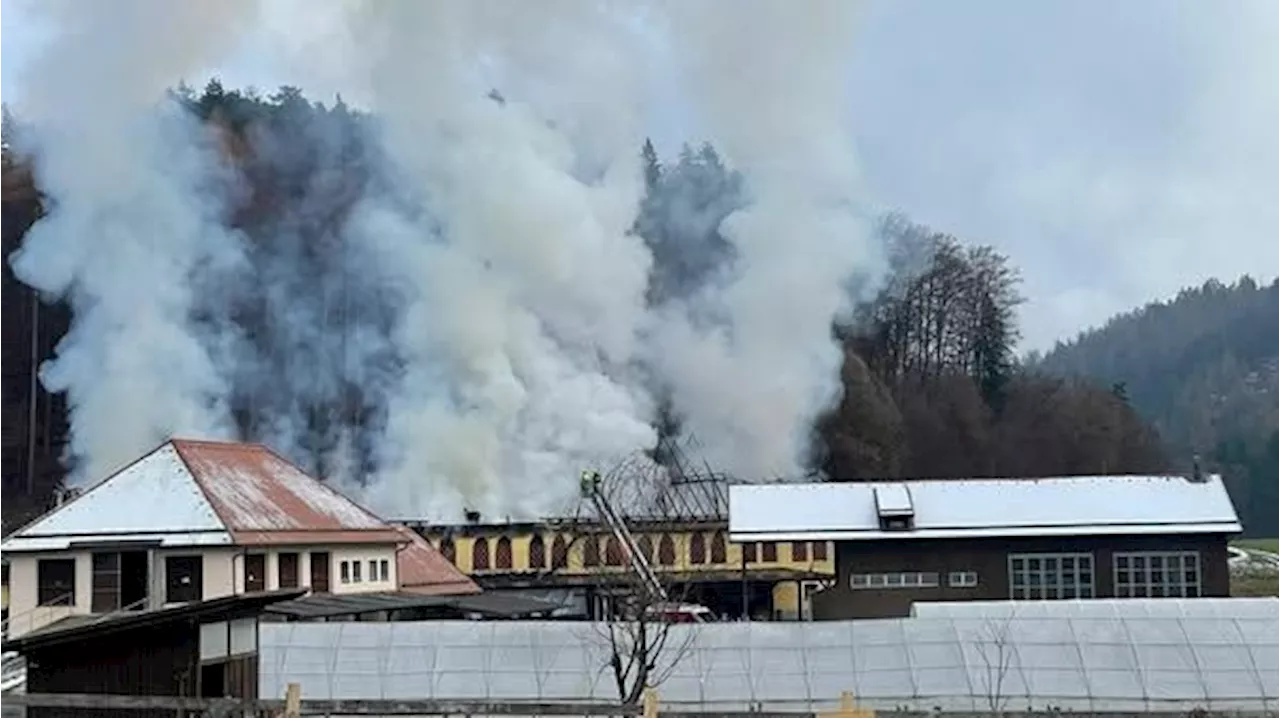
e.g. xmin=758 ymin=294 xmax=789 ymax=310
xmin=26 ymin=622 xmax=200 ymax=718
xmin=813 ymin=532 xmax=1231 ymax=620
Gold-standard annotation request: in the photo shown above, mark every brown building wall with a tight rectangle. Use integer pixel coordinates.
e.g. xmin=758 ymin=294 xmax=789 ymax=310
xmin=813 ymin=532 xmax=1231 ymax=620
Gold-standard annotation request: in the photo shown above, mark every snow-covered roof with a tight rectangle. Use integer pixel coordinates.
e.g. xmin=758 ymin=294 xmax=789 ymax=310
xmin=729 ymin=475 xmax=1242 ymax=542
xmin=2 ymin=439 xmax=405 ymax=552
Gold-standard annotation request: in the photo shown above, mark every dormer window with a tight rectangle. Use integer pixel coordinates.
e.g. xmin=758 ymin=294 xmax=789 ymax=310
xmin=874 ymin=483 xmax=915 ymax=531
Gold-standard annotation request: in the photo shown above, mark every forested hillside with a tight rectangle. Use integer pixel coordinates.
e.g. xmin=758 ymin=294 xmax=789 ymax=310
xmin=3 ymin=82 xmax=1173 ymax=530
xmin=1035 ymin=278 xmax=1279 ymax=537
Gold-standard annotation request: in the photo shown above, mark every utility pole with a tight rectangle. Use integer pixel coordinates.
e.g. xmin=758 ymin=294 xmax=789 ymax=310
xmin=26 ymin=296 xmax=39 ymax=495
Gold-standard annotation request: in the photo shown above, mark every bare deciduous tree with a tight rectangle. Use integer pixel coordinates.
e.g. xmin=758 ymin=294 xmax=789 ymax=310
xmin=972 ymin=613 xmax=1016 ymax=716
xmin=572 ymin=452 xmax=705 ymax=705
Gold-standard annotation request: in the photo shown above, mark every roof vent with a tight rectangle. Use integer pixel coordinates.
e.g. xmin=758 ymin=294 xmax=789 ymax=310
xmin=464 ymin=509 xmax=482 ymax=523
xmin=873 ymin=483 xmax=915 ymax=531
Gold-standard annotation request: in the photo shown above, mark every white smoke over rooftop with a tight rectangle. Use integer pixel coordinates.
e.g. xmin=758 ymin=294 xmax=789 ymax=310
xmin=7 ymin=0 xmax=877 ymax=518
xmin=652 ymin=0 xmax=875 ymax=479
xmin=7 ymin=0 xmax=260 ymax=482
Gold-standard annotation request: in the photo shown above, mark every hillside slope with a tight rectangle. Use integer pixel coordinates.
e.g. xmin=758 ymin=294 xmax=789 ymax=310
xmin=1036 ymin=277 xmax=1278 ymax=536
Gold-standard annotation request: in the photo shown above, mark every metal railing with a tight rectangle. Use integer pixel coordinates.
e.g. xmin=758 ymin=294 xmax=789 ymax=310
xmin=0 ymin=592 xmax=73 ymax=639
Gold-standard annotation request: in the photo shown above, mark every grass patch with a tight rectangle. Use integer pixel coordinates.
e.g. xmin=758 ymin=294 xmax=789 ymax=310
xmin=1231 ymin=573 xmax=1279 ymax=597
xmin=1232 ymin=538 xmax=1280 ymax=553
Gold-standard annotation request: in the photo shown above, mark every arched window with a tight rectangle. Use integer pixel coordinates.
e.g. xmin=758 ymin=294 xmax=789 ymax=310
xmin=638 ymin=535 xmax=654 ymax=563
xmin=689 ymin=533 xmax=707 ymax=565
xmin=658 ymin=535 xmax=676 ymax=566
xmin=761 ymin=542 xmax=777 ymax=562
xmin=813 ymin=541 xmax=828 ymax=560
xmin=790 ymin=541 xmax=809 ymax=562
xmin=583 ymin=536 xmax=601 ymax=567
xmin=710 ymin=533 xmax=727 ymax=564
xmin=440 ymin=538 xmax=457 ymax=565
xmin=605 ymin=537 xmax=624 ymax=566
xmin=495 ymin=536 xmax=513 ymax=570
xmin=472 ymin=538 xmax=490 ymax=571
xmin=551 ymin=535 xmax=569 ymax=569
xmin=529 ymin=535 xmax=547 ymax=570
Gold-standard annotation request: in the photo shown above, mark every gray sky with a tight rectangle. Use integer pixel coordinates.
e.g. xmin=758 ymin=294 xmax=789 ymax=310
xmin=3 ymin=0 xmax=1276 ymax=350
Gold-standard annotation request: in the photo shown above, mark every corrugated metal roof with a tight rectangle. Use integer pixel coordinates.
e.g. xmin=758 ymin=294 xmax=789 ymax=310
xmin=392 ymin=525 xmax=480 ymax=596
xmin=729 ymin=475 xmax=1243 ymax=542
xmin=3 ymin=589 xmax=305 ymax=653
xmin=2 ymin=440 xmax=404 ymax=552
xmin=172 ymin=440 xmax=402 ymax=545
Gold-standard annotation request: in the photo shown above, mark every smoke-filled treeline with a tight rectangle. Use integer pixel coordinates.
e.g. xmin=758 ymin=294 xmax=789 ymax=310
xmin=816 ymin=213 xmax=1170 ymax=483
xmin=2 ymin=77 xmax=1171 ymax=531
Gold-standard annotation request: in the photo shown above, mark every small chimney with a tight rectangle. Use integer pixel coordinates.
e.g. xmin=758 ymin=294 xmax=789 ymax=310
xmin=464 ymin=508 xmax=482 ymax=524
xmin=54 ymin=486 xmax=82 ymax=507
xmin=1190 ymin=454 xmax=1204 ymax=483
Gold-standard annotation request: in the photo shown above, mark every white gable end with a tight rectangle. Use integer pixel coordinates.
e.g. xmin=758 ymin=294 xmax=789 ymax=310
xmin=2 ymin=444 xmax=233 ymax=551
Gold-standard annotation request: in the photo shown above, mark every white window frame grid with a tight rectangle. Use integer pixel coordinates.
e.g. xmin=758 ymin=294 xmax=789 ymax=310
xmin=850 ymin=571 xmax=940 ymax=590
xmin=1114 ymin=551 xmax=1201 ymax=598
xmin=1008 ymin=552 xmax=1094 ymax=600
xmin=948 ymin=570 xmax=979 ymax=588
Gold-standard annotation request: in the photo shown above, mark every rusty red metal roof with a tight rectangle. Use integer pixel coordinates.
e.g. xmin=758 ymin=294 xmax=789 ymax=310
xmin=392 ymin=524 xmax=481 ymax=596
xmin=172 ymin=439 xmax=406 ymax=546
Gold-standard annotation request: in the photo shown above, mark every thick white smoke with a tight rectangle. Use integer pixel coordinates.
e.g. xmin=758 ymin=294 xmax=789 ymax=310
xmin=7 ymin=0 xmax=261 ymax=483
xmin=344 ymin=3 xmax=658 ymax=517
xmin=8 ymin=0 xmax=876 ymax=517
xmin=652 ymin=0 xmax=875 ymax=479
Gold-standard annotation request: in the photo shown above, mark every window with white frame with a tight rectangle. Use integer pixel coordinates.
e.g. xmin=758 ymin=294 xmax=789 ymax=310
xmin=340 ymin=561 xmax=351 ymax=584
xmin=352 ymin=560 xmax=362 ymax=582
xmin=368 ymin=560 xmax=377 ymax=581
xmin=1114 ymin=551 xmax=1201 ymax=598
xmin=1008 ymin=553 xmax=1094 ymax=599
xmin=948 ymin=570 xmax=979 ymax=588
xmin=850 ymin=571 xmax=939 ymax=590
xmin=379 ymin=559 xmax=390 ymax=582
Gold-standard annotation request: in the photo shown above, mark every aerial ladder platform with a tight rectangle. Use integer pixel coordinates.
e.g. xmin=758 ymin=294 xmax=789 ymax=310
xmin=579 ymin=470 xmax=708 ymax=622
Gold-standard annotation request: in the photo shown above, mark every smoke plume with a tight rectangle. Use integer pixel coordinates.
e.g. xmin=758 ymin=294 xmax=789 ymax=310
xmin=321 ymin=3 xmax=657 ymax=518
xmin=7 ymin=0 xmax=877 ymax=518
xmin=652 ymin=0 xmax=875 ymax=479
xmin=7 ymin=0 xmax=260 ymax=482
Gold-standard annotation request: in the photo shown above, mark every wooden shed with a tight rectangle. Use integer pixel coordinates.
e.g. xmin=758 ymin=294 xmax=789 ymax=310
xmin=2 ymin=589 xmax=304 ymax=718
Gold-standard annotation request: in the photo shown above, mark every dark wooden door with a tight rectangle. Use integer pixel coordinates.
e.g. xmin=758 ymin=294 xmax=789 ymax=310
xmin=277 ymin=552 xmax=299 ymax=588
xmin=310 ymin=552 xmax=330 ymax=592
xmin=244 ymin=554 xmax=266 ymax=593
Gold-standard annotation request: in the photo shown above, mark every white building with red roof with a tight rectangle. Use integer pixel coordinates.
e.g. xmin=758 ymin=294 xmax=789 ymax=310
xmin=1 ymin=439 xmax=477 ymax=638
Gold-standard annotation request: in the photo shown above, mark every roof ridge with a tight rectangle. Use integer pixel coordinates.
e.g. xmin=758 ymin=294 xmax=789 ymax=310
xmin=170 ymin=440 xmax=236 ymax=534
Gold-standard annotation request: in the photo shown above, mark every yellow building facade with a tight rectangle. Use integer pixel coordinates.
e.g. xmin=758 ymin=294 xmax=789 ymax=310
xmin=409 ymin=521 xmax=836 ymax=620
